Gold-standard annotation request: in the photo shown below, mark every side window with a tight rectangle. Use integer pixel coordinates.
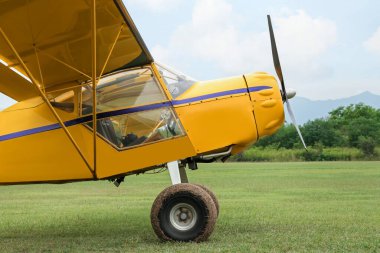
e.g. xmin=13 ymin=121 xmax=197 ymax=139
xmin=95 ymin=108 xmax=184 ymax=149
xmin=82 ymin=67 xmax=185 ymax=149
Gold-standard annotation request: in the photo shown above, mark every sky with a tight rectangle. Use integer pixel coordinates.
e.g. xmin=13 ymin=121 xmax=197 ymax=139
xmin=124 ymin=0 xmax=380 ymax=100
xmin=1 ymin=0 xmax=380 ymax=108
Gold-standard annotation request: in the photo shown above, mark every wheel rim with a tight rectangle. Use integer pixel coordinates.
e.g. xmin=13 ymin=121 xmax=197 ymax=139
xmin=169 ymin=202 xmax=198 ymax=231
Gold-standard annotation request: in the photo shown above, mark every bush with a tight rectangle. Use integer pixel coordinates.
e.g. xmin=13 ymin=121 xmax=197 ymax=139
xmin=299 ymin=149 xmax=323 ymax=161
xmin=229 ymin=146 xmax=379 ymax=162
xmin=322 ymin=147 xmax=361 ymax=161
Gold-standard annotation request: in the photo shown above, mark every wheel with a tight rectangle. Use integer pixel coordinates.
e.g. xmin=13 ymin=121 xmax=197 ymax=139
xmin=151 ymin=183 xmax=217 ymax=242
xmin=194 ymin=184 xmax=220 ymax=217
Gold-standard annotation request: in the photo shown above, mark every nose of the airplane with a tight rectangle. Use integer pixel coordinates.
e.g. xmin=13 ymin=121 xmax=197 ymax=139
xmin=244 ymin=72 xmax=285 ymax=138
xmin=172 ymin=75 xmax=261 ymax=155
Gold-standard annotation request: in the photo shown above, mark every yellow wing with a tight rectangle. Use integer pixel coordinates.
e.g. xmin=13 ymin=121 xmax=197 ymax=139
xmin=0 ymin=0 xmax=152 ymax=101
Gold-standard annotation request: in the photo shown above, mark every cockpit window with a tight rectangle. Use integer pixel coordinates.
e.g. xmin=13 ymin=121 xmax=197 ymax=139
xmin=80 ymin=67 xmax=185 ymax=149
xmin=82 ymin=67 xmax=166 ymax=115
xmin=156 ymin=63 xmax=196 ymax=99
xmin=93 ymin=108 xmax=184 ymax=149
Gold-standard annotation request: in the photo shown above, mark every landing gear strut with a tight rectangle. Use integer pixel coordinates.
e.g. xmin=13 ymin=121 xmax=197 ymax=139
xmin=150 ymin=161 xmax=219 ymax=242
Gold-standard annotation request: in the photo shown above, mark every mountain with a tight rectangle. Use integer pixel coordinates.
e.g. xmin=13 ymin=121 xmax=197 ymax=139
xmin=287 ymin=91 xmax=380 ymax=125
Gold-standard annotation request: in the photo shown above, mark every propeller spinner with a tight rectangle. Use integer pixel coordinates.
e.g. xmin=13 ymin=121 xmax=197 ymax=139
xmin=267 ymin=15 xmax=307 ymax=149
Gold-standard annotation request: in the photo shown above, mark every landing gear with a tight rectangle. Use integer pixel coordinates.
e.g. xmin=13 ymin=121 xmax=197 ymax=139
xmin=150 ymin=161 xmax=219 ymax=242
xmin=151 ymin=183 xmax=217 ymax=242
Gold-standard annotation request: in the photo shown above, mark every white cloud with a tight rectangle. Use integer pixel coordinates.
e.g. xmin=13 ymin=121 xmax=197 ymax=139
xmin=274 ymin=10 xmax=337 ymax=85
xmin=154 ymin=0 xmax=262 ymax=74
xmin=364 ymin=27 xmax=380 ymax=54
xmin=152 ymin=0 xmax=337 ymax=89
xmin=275 ymin=11 xmax=336 ymax=66
xmin=126 ymin=0 xmax=185 ymax=12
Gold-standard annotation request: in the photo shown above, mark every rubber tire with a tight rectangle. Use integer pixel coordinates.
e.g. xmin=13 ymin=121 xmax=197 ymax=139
xmin=151 ymin=183 xmax=217 ymax=242
xmin=194 ymin=184 xmax=220 ymax=217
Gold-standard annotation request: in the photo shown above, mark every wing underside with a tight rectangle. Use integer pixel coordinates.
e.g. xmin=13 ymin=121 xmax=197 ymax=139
xmin=0 ymin=0 xmax=152 ymax=101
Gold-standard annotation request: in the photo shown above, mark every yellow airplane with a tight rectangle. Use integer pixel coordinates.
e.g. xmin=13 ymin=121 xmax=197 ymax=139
xmin=0 ymin=0 xmax=305 ymax=242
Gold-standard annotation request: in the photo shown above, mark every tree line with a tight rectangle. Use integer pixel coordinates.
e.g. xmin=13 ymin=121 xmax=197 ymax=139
xmin=238 ymin=103 xmax=380 ymax=161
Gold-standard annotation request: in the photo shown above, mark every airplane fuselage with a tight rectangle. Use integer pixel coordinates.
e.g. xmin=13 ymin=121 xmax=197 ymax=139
xmin=0 ymin=63 xmax=284 ymax=184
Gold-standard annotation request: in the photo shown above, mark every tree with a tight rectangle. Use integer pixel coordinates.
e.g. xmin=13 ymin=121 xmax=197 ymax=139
xmin=329 ymin=103 xmax=380 ymax=147
xmin=301 ymin=119 xmax=344 ymax=147
xmin=255 ymin=103 xmax=380 ymax=150
xmin=256 ymin=124 xmax=299 ymax=149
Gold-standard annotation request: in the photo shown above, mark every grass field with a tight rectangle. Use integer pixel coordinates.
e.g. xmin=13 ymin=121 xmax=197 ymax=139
xmin=0 ymin=162 xmax=379 ymax=253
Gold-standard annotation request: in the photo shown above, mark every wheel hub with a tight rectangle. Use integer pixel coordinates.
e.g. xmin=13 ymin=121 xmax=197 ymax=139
xmin=180 ymin=212 xmax=188 ymax=220
xmin=169 ymin=203 xmax=197 ymax=231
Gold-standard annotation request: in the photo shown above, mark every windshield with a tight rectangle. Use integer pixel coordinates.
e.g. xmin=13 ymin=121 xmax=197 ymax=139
xmin=156 ymin=63 xmax=196 ymax=99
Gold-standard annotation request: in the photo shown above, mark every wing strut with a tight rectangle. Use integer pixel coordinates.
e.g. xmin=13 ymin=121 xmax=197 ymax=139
xmin=98 ymin=24 xmax=125 ymax=78
xmin=0 ymin=27 xmax=96 ymax=179
xmin=91 ymin=0 xmax=98 ymax=176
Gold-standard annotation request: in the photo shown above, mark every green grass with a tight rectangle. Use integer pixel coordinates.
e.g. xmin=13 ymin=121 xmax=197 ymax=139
xmin=1 ymin=162 xmax=380 ymax=252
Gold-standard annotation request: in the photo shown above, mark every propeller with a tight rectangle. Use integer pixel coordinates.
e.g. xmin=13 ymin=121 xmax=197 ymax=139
xmin=267 ymin=15 xmax=307 ymax=149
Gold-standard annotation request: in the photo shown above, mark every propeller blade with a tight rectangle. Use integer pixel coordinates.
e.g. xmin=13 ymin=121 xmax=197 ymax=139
xmin=267 ymin=15 xmax=286 ymax=99
xmin=267 ymin=15 xmax=307 ymax=149
xmin=285 ymin=99 xmax=307 ymax=149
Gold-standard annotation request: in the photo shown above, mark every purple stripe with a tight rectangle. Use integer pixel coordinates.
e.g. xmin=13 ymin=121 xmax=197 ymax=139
xmin=172 ymin=88 xmax=249 ymax=105
xmin=172 ymin=86 xmax=271 ymax=105
xmin=0 ymin=103 xmax=172 ymax=142
xmin=64 ymin=116 xmax=92 ymax=127
xmin=0 ymin=124 xmax=61 ymax=141
xmin=0 ymin=86 xmax=271 ymax=141
xmin=248 ymin=86 xmax=272 ymax=92
xmin=97 ymin=102 xmax=172 ymax=119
